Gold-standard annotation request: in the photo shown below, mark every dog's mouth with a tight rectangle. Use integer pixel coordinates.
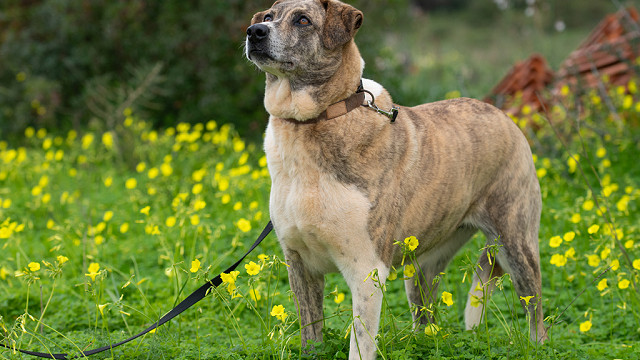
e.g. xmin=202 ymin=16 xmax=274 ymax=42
xmin=247 ymin=47 xmax=294 ymax=72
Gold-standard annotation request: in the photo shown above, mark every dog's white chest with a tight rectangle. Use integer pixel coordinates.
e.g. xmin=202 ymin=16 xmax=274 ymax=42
xmin=264 ymin=122 xmax=371 ymax=275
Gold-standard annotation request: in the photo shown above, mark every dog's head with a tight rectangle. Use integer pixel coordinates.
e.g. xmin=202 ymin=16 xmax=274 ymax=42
xmin=246 ymin=0 xmax=363 ymax=81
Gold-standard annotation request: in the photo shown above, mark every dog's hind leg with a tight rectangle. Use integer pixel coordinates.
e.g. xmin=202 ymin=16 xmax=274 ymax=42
xmin=464 ymin=246 xmax=504 ymax=330
xmin=407 ymin=227 xmax=477 ymax=327
xmin=482 ymin=172 xmax=547 ymax=343
xmin=285 ymin=249 xmax=325 ymax=349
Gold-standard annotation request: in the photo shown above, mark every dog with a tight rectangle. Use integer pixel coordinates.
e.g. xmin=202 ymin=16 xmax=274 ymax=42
xmin=245 ymin=1 xmax=546 ymax=359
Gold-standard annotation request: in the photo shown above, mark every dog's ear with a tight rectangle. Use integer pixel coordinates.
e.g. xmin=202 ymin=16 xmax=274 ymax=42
xmin=321 ymin=0 xmax=363 ymax=50
xmin=251 ymin=10 xmax=270 ymax=25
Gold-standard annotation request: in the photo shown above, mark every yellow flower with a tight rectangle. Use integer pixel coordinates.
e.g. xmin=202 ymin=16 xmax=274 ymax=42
xmin=120 ymin=222 xmax=129 ymax=233
xmin=98 ymin=303 xmax=108 ymax=316
xmin=587 ymin=254 xmax=600 ymax=267
xmin=218 ymin=178 xmax=230 ymax=192
xmin=190 ymin=215 xmax=200 ymax=226
xmin=570 ymin=213 xmax=581 ymax=224
xmin=425 ymin=323 xmax=440 ymax=336
xmin=469 ymin=294 xmax=481 ymax=308
xmin=245 ymin=261 xmax=260 ymax=276
xmin=0 ymin=267 xmax=8 ymax=280
xmin=221 ymin=194 xmax=231 ymax=204
xmin=160 ymin=163 xmax=173 ymax=177
xmin=633 ymin=259 xmax=640 ymax=270
xmin=618 ymin=279 xmax=630 ymax=289
xmin=597 ymin=278 xmax=608 ymax=291
xmin=220 ymin=271 xmax=239 ymax=285
xmin=550 ymin=254 xmax=567 ymax=267
xmin=520 ymin=295 xmax=534 ymax=306
xmin=625 ymin=240 xmax=634 ymax=249
xmin=404 ymin=264 xmax=416 ymax=278
xmin=565 ymin=247 xmax=576 ymax=259
xmin=616 ymin=195 xmax=630 ymax=212
xmin=165 ymin=216 xmax=177 ymax=227
xmin=237 ymin=218 xmax=251 ymax=233
xmin=102 ymin=132 xmax=114 ymax=149
xmin=56 ymin=255 xmax=69 ymax=264
xmin=567 ymin=155 xmax=579 ymax=173
xmin=536 ymin=168 xmax=547 ymax=178
xmin=192 ymin=183 xmax=203 ymax=195
xmin=28 ymin=262 xmax=40 ymax=272
xmin=125 ymin=178 xmax=137 ymax=189
xmin=270 ymin=305 xmax=287 ymax=321
xmin=582 ymin=199 xmax=594 ymax=211
xmin=249 ymin=288 xmax=261 ymax=303
xmin=600 ymin=247 xmax=610 ymax=259
xmin=190 ymin=259 xmax=201 ymax=273
xmin=563 ymin=231 xmax=576 ymax=242
xmin=103 ymin=211 xmax=114 ymax=222
xmin=387 ymin=270 xmax=398 ymax=281
xmin=549 ymin=236 xmax=562 ymax=248
xmin=610 ymin=259 xmax=620 ymax=271
xmin=579 ymin=320 xmax=592 ymax=332
xmin=81 ymin=133 xmax=94 ymax=149
xmin=233 ymin=202 xmax=242 ymax=211
xmin=441 ymin=291 xmax=453 ymax=307
xmin=596 ymin=147 xmax=606 ymax=158
xmin=140 ymin=206 xmax=150 ymax=215
xmin=104 ymin=177 xmax=113 ymax=187
xmin=404 ymin=236 xmax=419 ymax=251
xmin=587 ymin=224 xmax=599 ymax=234
xmin=334 ymin=292 xmax=345 ymax=304
xmin=86 ymin=262 xmax=100 ymax=281
xmin=148 ymin=167 xmax=159 ymax=179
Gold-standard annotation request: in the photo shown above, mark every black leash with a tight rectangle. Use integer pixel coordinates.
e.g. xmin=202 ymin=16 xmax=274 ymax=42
xmin=1 ymin=221 xmax=273 ymax=359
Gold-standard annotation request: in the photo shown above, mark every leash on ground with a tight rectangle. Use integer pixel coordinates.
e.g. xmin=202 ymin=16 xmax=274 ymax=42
xmin=0 ymin=221 xmax=274 ymax=359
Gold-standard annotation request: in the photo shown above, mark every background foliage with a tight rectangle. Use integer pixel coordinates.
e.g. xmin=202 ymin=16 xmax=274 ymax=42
xmin=0 ymin=0 xmax=618 ymax=140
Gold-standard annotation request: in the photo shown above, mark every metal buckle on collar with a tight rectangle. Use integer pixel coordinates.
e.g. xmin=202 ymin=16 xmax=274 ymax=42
xmin=356 ymin=81 xmax=399 ymax=123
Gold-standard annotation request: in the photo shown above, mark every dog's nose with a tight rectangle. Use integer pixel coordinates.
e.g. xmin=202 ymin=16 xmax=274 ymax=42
xmin=246 ymin=24 xmax=269 ymax=42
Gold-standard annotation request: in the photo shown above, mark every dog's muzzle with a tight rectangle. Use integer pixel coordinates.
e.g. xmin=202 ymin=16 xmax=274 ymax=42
xmin=246 ymin=24 xmax=270 ymax=60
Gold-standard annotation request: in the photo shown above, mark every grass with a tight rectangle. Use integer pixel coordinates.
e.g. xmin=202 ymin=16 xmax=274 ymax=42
xmin=1 ymin=76 xmax=640 ymax=359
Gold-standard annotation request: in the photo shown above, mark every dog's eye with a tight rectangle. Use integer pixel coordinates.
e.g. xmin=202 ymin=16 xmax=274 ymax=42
xmin=263 ymin=14 xmax=273 ymax=22
xmin=295 ymin=16 xmax=311 ymax=26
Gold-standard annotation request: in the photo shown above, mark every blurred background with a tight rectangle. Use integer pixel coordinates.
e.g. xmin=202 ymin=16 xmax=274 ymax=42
xmin=0 ymin=0 xmax=629 ymax=140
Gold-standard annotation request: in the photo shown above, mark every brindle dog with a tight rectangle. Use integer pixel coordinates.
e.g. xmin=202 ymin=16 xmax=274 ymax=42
xmin=245 ymin=1 xmax=546 ymax=358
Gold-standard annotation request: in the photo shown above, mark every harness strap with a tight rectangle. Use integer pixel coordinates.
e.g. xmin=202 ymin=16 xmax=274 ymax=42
xmin=1 ymin=221 xmax=274 ymax=359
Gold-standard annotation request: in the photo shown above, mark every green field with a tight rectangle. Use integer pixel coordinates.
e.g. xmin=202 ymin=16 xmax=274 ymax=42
xmin=1 ymin=77 xmax=640 ymax=359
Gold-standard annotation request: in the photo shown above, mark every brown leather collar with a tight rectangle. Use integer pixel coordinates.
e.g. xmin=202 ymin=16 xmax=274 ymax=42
xmin=281 ymin=90 xmax=365 ymax=124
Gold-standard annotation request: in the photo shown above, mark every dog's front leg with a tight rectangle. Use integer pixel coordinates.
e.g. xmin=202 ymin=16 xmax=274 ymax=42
xmin=344 ymin=263 xmax=390 ymax=360
xmin=285 ymin=249 xmax=325 ymax=349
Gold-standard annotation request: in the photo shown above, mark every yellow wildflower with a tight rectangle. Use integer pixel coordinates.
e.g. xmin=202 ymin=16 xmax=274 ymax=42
xmin=550 ymin=254 xmax=567 ymax=267
xmin=140 ymin=206 xmax=150 ymax=215
xmin=587 ymin=224 xmax=599 ymax=234
xmin=334 ymin=293 xmax=345 ymax=304
xmin=125 ymin=178 xmax=137 ymax=189
xmin=192 ymin=183 xmax=203 ymax=195
xmin=166 ymin=216 xmax=177 ymax=227
xmin=633 ymin=259 xmax=640 ymax=270
xmin=596 ymin=147 xmax=606 ymax=158
xmin=600 ymin=247 xmax=610 ymax=259
xmin=190 ymin=259 xmax=201 ymax=273
xmin=520 ymin=296 xmax=534 ymax=306
xmin=220 ymin=271 xmax=239 ymax=285
xmin=245 ymin=261 xmax=260 ymax=276
xmin=425 ymin=324 xmax=440 ymax=336
xmin=237 ymin=218 xmax=251 ymax=233
xmin=270 ymin=305 xmax=287 ymax=322
xmin=86 ymin=263 xmax=100 ymax=281
xmin=587 ymin=254 xmax=600 ymax=267
xmin=102 ymin=132 xmax=114 ymax=149
xmin=610 ymin=259 xmax=620 ymax=271
xmin=582 ymin=199 xmax=594 ymax=211
xmin=190 ymin=215 xmax=200 ymax=226
xmin=549 ymin=236 xmax=562 ymax=248
xmin=103 ymin=211 xmax=114 ymax=222
xmin=56 ymin=255 xmax=69 ymax=264
xmin=28 ymin=262 xmax=40 ymax=272
xmin=404 ymin=264 xmax=416 ymax=278
xmin=469 ymin=294 xmax=481 ymax=308
xmin=563 ymin=231 xmax=576 ymax=242
xmin=579 ymin=320 xmax=592 ymax=332
xmin=597 ymin=278 xmax=608 ymax=291
xmin=404 ymin=236 xmax=419 ymax=251
xmin=570 ymin=213 xmax=581 ymax=224
xmin=618 ymin=279 xmax=630 ymax=289
xmin=441 ymin=291 xmax=453 ymax=307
